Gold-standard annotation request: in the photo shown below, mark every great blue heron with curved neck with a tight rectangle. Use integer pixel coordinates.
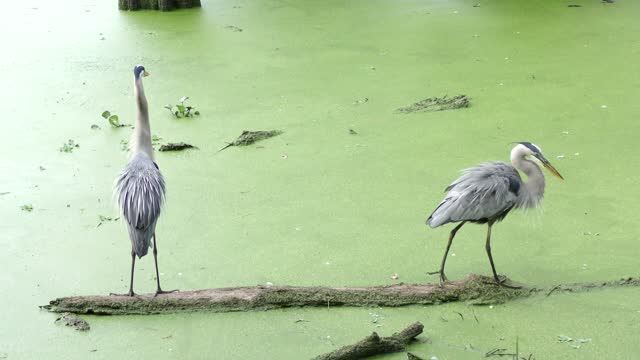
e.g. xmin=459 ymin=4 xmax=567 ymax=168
xmin=112 ymin=65 xmax=176 ymax=297
xmin=426 ymin=142 xmax=564 ymax=287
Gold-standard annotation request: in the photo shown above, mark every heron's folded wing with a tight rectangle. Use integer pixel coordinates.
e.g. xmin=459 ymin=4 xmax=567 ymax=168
xmin=115 ymin=155 xmax=166 ymax=231
xmin=437 ymin=162 xmax=521 ymax=223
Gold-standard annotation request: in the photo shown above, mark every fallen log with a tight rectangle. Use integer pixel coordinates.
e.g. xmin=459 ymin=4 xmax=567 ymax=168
xmin=41 ymin=274 xmax=640 ymax=315
xmin=312 ymin=322 xmax=424 ymax=360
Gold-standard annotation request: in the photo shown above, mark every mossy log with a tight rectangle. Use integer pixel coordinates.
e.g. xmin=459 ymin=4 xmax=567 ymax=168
xmin=312 ymin=322 xmax=424 ymax=360
xmin=42 ymin=274 xmax=640 ymax=315
xmin=119 ymin=0 xmax=201 ymax=11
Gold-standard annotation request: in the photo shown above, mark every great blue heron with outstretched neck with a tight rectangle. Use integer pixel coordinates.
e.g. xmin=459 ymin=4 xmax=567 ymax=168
xmin=426 ymin=142 xmax=563 ymax=287
xmin=112 ymin=65 xmax=176 ymax=296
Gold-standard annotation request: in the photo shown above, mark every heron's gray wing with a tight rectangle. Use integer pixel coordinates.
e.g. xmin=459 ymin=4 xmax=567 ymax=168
xmin=426 ymin=162 xmax=521 ymax=227
xmin=114 ymin=153 xmax=165 ymax=257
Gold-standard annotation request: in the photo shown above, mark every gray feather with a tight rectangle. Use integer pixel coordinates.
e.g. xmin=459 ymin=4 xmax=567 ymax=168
xmin=114 ymin=152 xmax=165 ymax=258
xmin=426 ymin=162 xmax=522 ymax=228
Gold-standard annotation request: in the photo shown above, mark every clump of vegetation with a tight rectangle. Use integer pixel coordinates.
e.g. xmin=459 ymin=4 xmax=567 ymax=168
xmin=159 ymin=142 xmax=197 ymax=152
xmin=21 ymin=204 xmax=33 ymax=212
xmin=396 ymin=94 xmax=470 ymax=113
xmin=101 ymin=111 xmax=126 ymax=128
xmin=59 ymin=139 xmax=79 ymax=153
xmin=165 ymin=97 xmax=200 ymax=118
xmin=218 ymin=130 xmax=282 ymax=152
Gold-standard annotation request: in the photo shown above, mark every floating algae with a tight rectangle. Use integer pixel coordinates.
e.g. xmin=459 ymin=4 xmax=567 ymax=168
xmin=218 ymin=130 xmax=282 ymax=152
xmin=396 ymin=95 xmax=469 ymax=113
xmin=158 ymin=142 xmax=197 ymax=152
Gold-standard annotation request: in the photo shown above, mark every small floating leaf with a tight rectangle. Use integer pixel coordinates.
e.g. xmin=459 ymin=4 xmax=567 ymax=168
xmin=108 ymin=115 xmax=120 ymax=127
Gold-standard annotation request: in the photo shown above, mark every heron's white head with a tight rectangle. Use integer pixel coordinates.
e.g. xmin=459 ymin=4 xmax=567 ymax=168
xmin=511 ymin=142 xmax=564 ymax=180
xmin=133 ymin=65 xmax=149 ymax=80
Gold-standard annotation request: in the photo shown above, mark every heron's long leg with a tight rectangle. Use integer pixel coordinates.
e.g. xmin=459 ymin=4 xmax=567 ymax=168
xmin=484 ymin=223 xmax=521 ymax=289
xmin=485 ymin=222 xmax=500 ymax=284
xmin=428 ymin=221 xmax=465 ymax=285
xmin=152 ymin=234 xmax=178 ymax=296
xmin=110 ymin=249 xmax=136 ymax=297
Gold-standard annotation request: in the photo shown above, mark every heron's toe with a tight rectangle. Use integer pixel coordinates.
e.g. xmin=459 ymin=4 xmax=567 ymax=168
xmin=154 ymin=289 xmax=179 ymax=297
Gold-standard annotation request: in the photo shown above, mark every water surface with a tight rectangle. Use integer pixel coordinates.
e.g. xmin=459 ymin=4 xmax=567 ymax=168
xmin=1 ymin=0 xmax=639 ymax=358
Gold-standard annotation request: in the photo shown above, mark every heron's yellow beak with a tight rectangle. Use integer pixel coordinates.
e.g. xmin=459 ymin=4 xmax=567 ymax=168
xmin=143 ymin=70 xmax=150 ymax=77
xmin=543 ymin=162 xmax=564 ymax=180
xmin=534 ymin=153 xmax=563 ymax=180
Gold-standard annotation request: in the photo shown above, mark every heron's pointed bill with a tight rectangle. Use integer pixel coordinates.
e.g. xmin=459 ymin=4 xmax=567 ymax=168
xmin=143 ymin=70 xmax=150 ymax=77
xmin=535 ymin=154 xmax=564 ymax=180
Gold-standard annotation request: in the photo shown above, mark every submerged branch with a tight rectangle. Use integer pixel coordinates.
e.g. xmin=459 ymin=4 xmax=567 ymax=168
xmin=42 ymin=274 xmax=640 ymax=315
xmin=312 ymin=322 xmax=424 ymax=360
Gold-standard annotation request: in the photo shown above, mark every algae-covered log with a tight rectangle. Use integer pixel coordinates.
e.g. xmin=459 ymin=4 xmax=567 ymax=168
xmin=42 ymin=274 xmax=640 ymax=315
xmin=119 ymin=0 xmax=201 ymax=11
xmin=312 ymin=322 xmax=424 ymax=360
xmin=42 ymin=275 xmax=529 ymax=315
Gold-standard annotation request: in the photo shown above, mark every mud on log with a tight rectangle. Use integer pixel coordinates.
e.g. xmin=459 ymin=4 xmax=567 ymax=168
xmin=42 ymin=274 xmax=640 ymax=315
xmin=119 ymin=0 xmax=201 ymax=11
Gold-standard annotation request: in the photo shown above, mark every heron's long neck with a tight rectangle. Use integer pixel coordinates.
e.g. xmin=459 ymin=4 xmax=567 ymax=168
xmin=511 ymin=151 xmax=545 ymax=208
xmin=131 ymin=78 xmax=153 ymax=158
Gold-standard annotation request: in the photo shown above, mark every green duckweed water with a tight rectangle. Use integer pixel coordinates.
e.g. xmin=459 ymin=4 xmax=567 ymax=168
xmin=1 ymin=0 xmax=640 ymax=358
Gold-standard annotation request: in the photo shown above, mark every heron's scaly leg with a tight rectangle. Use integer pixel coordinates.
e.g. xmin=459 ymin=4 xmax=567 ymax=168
xmin=428 ymin=221 xmax=465 ymax=285
xmin=484 ymin=222 xmax=521 ymax=289
xmin=485 ymin=222 xmax=500 ymax=284
xmin=110 ymin=249 xmax=136 ymax=297
xmin=152 ymin=233 xmax=178 ymax=296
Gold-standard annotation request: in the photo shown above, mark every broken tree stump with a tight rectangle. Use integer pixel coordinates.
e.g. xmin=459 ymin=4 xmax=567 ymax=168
xmin=119 ymin=0 xmax=201 ymax=11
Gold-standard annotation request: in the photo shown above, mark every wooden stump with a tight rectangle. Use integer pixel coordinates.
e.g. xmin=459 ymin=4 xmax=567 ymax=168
xmin=119 ymin=0 xmax=201 ymax=11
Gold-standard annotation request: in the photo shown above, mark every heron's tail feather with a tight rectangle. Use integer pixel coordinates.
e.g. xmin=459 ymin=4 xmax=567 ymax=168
xmin=128 ymin=222 xmax=155 ymax=258
xmin=426 ymin=198 xmax=452 ymax=228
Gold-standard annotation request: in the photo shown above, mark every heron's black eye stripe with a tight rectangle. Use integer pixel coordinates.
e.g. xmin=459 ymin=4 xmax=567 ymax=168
xmin=519 ymin=142 xmax=541 ymax=154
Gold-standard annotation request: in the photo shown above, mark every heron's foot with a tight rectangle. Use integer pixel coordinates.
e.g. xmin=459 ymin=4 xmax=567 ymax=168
xmin=154 ymin=288 xmax=179 ymax=297
xmin=497 ymin=281 xmax=522 ymax=289
xmin=110 ymin=290 xmax=136 ymax=297
xmin=427 ymin=270 xmax=448 ymax=286
xmin=483 ymin=276 xmax=522 ymax=289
